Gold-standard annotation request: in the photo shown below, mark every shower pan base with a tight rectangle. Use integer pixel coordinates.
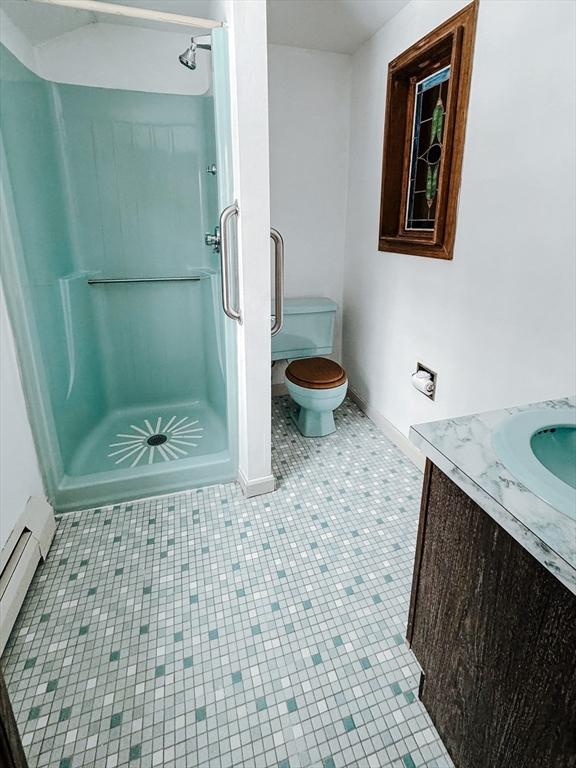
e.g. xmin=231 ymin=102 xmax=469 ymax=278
xmin=55 ymin=400 xmax=233 ymax=512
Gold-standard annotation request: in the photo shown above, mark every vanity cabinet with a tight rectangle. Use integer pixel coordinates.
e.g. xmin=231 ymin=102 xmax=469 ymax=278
xmin=407 ymin=460 xmax=576 ymax=768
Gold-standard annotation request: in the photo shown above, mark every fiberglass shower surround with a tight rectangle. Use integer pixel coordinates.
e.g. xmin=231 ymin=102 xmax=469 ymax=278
xmin=0 ymin=40 xmax=235 ymax=511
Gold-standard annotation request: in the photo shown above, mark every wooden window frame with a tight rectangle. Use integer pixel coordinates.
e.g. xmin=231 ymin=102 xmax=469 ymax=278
xmin=378 ymin=1 xmax=478 ymax=260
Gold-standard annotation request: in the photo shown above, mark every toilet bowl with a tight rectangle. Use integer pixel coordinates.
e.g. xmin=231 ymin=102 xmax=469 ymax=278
xmin=271 ymin=298 xmax=347 ymax=437
xmin=285 ymin=357 xmax=348 ymax=437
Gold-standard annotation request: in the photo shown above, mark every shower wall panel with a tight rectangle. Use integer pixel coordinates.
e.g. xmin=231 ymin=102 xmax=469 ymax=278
xmin=0 ymin=44 xmax=107 ymax=469
xmin=57 ymin=86 xmax=222 ymax=413
xmin=1 ymin=43 xmax=228 ymax=497
xmin=56 ymin=87 xmax=218 ymax=277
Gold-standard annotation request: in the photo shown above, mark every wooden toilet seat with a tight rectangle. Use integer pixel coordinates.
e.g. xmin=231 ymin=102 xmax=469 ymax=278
xmin=285 ymin=357 xmax=347 ymax=390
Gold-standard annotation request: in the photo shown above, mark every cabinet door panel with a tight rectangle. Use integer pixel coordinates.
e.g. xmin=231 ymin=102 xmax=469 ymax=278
xmin=409 ymin=462 xmax=576 ymax=768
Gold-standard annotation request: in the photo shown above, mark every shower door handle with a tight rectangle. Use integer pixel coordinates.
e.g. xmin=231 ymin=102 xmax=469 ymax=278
xmin=219 ymin=202 xmax=241 ymax=323
xmin=270 ymin=228 xmax=284 ymax=336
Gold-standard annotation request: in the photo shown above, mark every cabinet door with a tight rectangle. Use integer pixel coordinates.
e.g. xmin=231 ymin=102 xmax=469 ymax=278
xmin=408 ymin=461 xmax=576 ymax=768
xmin=0 ymin=669 xmax=28 ymax=768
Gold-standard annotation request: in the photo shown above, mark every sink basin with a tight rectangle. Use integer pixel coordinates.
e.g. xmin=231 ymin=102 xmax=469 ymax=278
xmin=492 ymin=408 xmax=576 ymax=520
xmin=531 ymin=426 xmax=576 ymax=489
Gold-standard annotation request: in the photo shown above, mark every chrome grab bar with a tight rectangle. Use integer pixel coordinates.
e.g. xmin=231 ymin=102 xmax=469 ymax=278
xmin=219 ymin=201 xmax=241 ymax=323
xmin=87 ymin=276 xmax=203 ymax=285
xmin=270 ymin=227 xmax=284 ymax=336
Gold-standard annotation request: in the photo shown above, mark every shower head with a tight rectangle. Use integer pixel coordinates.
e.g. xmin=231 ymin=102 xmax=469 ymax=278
xmin=179 ymin=39 xmax=198 ymax=70
xmin=179 ymin=37 xmax=211 ymax=71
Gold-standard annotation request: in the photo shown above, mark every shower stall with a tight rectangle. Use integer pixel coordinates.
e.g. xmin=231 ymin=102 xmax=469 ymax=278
xmin=0 ymin=18 xmax=241 ymax=511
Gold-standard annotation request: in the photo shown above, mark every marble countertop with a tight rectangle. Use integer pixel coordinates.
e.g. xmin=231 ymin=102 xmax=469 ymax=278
xmin=410 ymin=397 xmax=576 ymax=595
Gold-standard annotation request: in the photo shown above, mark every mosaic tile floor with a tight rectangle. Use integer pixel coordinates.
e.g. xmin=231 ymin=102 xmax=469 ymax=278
xmin=2 ymin=397 xmax=453 ymax=768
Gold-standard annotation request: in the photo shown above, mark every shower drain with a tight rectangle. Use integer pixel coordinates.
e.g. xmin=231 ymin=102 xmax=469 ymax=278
xmin=108 ymin=415 xmax=204 ymax=467
xmin=147 ymin=434 xmax=167 ymax=446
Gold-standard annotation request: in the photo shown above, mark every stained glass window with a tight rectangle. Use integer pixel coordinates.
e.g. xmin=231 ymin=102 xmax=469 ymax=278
xmin=405 ymin=65 xmax=451 ymax=231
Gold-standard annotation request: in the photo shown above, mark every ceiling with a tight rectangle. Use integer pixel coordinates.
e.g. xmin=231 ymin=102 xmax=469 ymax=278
xmin=266 ymin=0 xmax=410 ymax=54
xmin=2 ymin=0 xmax=410 ymax=52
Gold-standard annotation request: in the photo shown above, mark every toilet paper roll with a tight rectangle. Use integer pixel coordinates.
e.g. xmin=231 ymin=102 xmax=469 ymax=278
xmin=412 ymin=372 xmax=435 ymax=395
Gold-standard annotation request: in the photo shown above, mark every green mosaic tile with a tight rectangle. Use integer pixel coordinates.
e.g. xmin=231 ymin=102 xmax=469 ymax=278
xmin=129 ymin=744 xmax=141 ymax=761
xmin=342 ymin=715 xmax=356 ymax=732
xmin=0 ymin=397 xmax=452 ymax=768
xmin=405 ymin=691 xmax=416 ymax=705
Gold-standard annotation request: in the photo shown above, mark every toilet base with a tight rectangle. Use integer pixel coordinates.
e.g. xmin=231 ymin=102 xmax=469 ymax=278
xmin=290 ymin=405 xmax=336 ymax=438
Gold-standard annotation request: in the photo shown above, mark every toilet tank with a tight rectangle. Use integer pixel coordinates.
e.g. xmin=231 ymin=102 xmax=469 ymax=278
xmin=272 ymin=298 xmax=337 ymax=361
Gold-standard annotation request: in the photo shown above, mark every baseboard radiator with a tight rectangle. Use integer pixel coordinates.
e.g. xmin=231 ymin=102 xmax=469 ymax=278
xmin=0 ymin=497 xmax=55 ymax=654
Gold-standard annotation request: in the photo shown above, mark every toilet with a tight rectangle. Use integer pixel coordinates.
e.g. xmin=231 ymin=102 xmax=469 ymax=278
xmin=272 ymin=298 xmax=348 ymax=437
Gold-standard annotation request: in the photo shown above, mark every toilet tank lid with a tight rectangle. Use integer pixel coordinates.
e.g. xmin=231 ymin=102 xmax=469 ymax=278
xmin=283 ymin=297 xmax=338 ymax=315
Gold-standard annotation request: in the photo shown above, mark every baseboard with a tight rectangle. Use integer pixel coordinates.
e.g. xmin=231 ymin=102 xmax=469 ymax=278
xmin=272 ymin=383 xmax=288 ymax=397
xmin=347 ymin=387 xmax=425 ymax=471
xmin=238 ymin=470 xmax=275 ymax=498
xmin=0 ymin=496 xmax=56 ymax=654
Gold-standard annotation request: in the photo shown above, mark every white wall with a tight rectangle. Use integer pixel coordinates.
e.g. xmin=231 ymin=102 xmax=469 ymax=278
xmin=0 ymin=11 xmax=45 ymax=548
xmin=343 ymin=0 xmax=576 ymax=437
xmin=0 ymin=8 xmax=212 ymax=95
xmin=0 ymin=6 xmax=37 ymax=71
xmin=268 ymin=45 xmax=350 ymax=307
xmin=226 ymin=0 xmax=274 ymax=494
xmin=267 ymin=44 xmax=351 ymax=383
xmin=35 ymin=22 xmax=211 ymax=95
xmin=0 ymin=283 xmax=44 ymax=550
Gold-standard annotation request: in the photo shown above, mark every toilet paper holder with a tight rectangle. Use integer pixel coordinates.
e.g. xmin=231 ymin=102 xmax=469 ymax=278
xmin=412 ymin=362 xmax=437 ymax=401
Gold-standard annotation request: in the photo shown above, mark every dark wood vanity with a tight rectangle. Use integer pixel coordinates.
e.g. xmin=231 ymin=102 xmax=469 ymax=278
xmin=407 ymin=461 xmax=576 ymax=768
